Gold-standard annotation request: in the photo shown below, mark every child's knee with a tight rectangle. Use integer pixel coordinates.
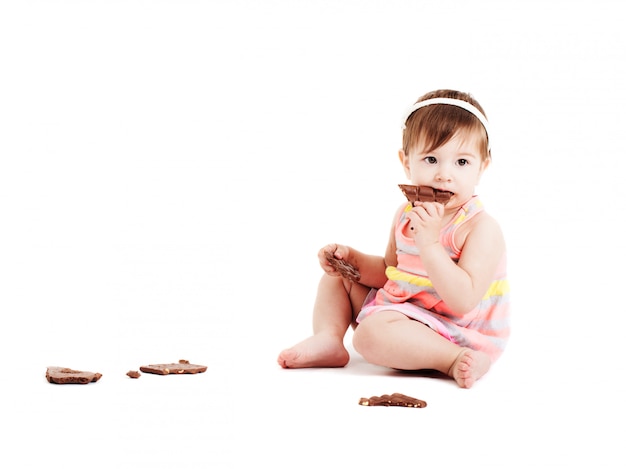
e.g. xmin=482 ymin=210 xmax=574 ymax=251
xmin=352 ymin=317 xmax=378 ymax=357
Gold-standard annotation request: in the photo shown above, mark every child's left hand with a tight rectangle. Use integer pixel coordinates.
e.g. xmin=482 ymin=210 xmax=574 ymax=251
xmin=406 ymin=202 xmax=444 ymax=248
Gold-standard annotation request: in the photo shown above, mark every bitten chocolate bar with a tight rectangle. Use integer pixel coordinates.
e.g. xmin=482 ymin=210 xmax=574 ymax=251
xmin=398 ymin=184 xmax=452 ymax=205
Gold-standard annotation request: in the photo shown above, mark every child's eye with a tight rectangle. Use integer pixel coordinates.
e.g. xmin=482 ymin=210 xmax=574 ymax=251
xmin=425 ymin=156 xmax=437 ymax=164
xmin=457 ymin=158 xmax=468 ymax=166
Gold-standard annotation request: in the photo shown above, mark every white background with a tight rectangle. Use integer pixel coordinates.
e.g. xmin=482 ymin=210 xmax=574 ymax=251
xmin=1 ymin=1 xmax=625 ymax=468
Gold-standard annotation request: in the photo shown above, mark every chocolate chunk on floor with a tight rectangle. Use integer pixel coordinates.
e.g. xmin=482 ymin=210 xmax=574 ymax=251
xmin=358 ymin=393 xmax=427 ymax=408
xmin=46 ymin=367 xmax=102 ymax=385
xmin=139 ymin=360 xmax=207 ymax=375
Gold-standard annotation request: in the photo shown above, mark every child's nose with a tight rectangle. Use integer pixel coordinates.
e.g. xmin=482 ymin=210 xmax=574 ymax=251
xmin=436 ymin=170 xmax=452 ymax=182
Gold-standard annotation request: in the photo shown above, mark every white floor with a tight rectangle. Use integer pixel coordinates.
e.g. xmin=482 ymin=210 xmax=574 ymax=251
xmin=2 ymin=1 xmax=625 ymax=468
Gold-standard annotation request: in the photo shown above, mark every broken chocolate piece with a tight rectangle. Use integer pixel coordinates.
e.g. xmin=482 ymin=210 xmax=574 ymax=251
xmin=324 ymin=251 xmax=361 ymax=282
xmin=358 ymin=393 xmax=427 ymax=408
xmin=126 ymin=370 xmax=141 ymax=379
xmin=46 ymin=367 xmax=102 ymax=385
xmin=139 ymin=360 xmax=207 ymax=375
xmin=398 ymin=184 xmax=452 ymax=205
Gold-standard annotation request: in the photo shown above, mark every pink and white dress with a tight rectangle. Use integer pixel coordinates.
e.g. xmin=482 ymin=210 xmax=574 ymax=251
xmin=356 ymin=196 xmax=511 ymax=361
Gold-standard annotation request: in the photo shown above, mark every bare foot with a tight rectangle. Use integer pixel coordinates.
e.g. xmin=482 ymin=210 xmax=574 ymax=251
xmin=277 ymin=334 xmax=350 ymax=369
xmin=447 ymin=348 xmax=491 ymax=389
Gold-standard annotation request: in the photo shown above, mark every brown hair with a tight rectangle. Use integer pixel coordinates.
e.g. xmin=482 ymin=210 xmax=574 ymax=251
xmin=402 ymin=89 xmax=490 ymax=160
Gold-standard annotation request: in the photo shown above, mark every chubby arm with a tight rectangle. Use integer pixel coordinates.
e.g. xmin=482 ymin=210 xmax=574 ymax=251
xmin=417 ymin=210 xmax=505 ymax=315
xmin=318 ymin=210 xmax=399 ymax=289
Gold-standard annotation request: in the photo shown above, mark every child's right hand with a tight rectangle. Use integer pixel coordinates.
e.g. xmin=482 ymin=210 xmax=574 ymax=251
xmin=318 ymin=243 xmax=350 ymax=276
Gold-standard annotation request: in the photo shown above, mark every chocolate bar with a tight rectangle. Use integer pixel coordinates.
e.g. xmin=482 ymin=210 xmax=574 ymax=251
xmin=398 ymin=184 xmax=452 ymax=205
xmin=324 ymin=251 xmax=361 ymax=282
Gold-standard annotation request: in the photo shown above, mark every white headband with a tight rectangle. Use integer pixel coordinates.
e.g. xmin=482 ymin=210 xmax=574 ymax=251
xmin=401 ymin=97 xmax=490 ymax=150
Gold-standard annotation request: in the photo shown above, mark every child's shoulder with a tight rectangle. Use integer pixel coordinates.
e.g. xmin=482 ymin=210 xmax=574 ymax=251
xmin=455 ymin=209 xmax=505 ymax=252
xmin=466 ymin=208 xmax=502 ymax=233
xmin=392 ymin=201 xmax=413 ymax=219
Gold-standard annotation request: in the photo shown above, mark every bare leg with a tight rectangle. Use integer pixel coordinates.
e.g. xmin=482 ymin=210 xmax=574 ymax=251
xmin=352 ymin=310 xmax=491 ymax=388
xmin=277 ymin=274 xmax=370 ymax=368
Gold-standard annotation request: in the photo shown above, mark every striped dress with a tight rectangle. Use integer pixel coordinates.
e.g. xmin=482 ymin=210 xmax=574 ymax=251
xmin=356 ymin=196 xmax=510 ymax=361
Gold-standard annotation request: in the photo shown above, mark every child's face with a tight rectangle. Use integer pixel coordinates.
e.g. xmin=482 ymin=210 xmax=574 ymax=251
xmin=399 ymin=130 xmax=489 ymax=208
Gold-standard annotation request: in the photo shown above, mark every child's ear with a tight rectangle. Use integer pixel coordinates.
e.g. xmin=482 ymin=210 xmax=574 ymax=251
xmin=480 ymin=156 xmax=491 ymax=173
xmin=477 ymin=156 xmax=491 ymax=182
xmin=398 ymin=149 xmax=411 ymax=178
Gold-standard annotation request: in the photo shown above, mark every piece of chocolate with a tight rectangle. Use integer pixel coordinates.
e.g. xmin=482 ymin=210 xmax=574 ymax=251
xmin=358 ymin=393 xmax=427 ymax=408
xmin=126 ymin=370 xmax=141 ymax=379
xmin=139 ymin=360 xmax=207 ymax=375
xmin=46 ymin=367 xmax=102 ymax=385
xmin=398 ymin=184 xmax=452 ymax=205
xmin=324 ymin=251 xmax=361 ymax=282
